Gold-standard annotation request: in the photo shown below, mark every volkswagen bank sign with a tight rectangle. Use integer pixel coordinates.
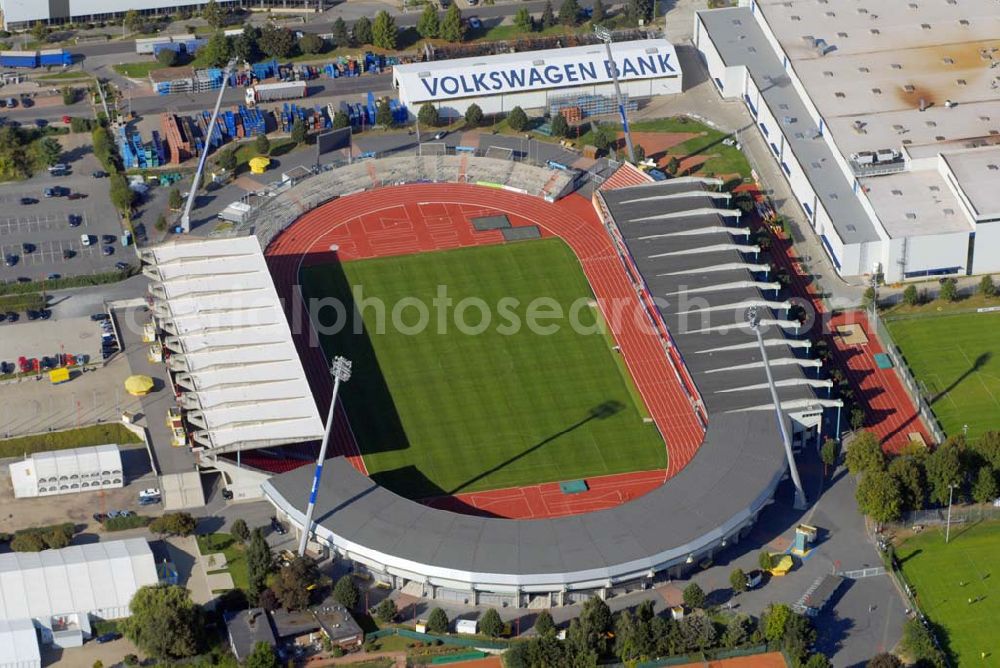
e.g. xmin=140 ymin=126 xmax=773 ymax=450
xmin=394 ymin=39 xmax=680 ymax=104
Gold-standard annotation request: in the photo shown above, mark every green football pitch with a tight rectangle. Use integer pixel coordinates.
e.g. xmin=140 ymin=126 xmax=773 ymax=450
xmin=898 ymin=521 xmax=1000 ymax=667
xmin=886 ymin=312 xmax=1000 ymax=439
xmin=301 ymin=239 xmax=666 ymax=499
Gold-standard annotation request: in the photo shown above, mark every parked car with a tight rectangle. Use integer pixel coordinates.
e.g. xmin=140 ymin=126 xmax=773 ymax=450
xmin=92 ymin=513 xmax=107 ymax=523
xmin=92 ymin=170 xmax=107 ymax=178
xmin=3 ymin=254 xmax=16 ymax=267
xmin=26 ymin=310 xmax=39 ymax=321
xmin=34 ymin=119 xmax=47 ymax=128
xmin=80 ymin=234 xmax=91 ymax=246
xmin=20 ymin=98 xmax=32 ymax=108
xmin=271 ymin=517 xmax=288 ymax=535
xmin=19 ymin=197 xmax=36 ymax=205
xmin=39 ymin=309 xmax=51 ymax=320
xmin=90 ymin=313 xmax=109 ymax=321
xmin=468 ymin=16 xmax=482 ymax=29
xmin=101 ymin=234 xmax=116 ymax=244
xmin=63 ymin=249 xmax=75 ymax=259
xmin=62 ymin=115 xmax=72 ymax=124
xmin=67 ymin=214 xmax=81 ymax=227
xmin=102 ymin=245 xmax=114 ymax=256
xmin=221 ymin=488 xmax=234 ymax=500
xmin=5 ymin=312 xmax=18 ymax=322
xmin=115 ymin=261 xmax=129 ymax=271
xmin=95 ymin=633 xmax=121 ymax=644
xmin=67 ymin=192 xmax=86 ymax=200
xmin=21 ymin=243 xmax=34 ymax=254
xmin=138 ymin=488 xmax=161 ymax=505
xmin=47 ymin=273 xmax=60 ymax=280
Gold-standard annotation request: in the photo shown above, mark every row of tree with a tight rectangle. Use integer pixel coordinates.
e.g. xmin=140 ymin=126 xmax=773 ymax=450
xmin=848 ymin=430 xmax=1000 ymax=523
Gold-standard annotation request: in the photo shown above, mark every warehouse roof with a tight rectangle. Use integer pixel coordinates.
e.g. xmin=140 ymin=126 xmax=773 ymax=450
xmin=0 ymin=618 xmax=40 ymax=667
xmin=262 ymin=181 xmax=835 ymax=587
xmin=141 ymin=237 xmax=325 ymax=454
xmin=941 ymin=146 xmax=1000 ymax=220
xmin=698 ymin=7 xmax=881 ymax=244
xmin=0 ymin=538 xmax=157 ymax=621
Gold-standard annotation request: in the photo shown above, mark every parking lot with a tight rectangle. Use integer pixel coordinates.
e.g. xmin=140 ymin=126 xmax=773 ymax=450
xmin=0 ymin=132 xmax=128 ymax=283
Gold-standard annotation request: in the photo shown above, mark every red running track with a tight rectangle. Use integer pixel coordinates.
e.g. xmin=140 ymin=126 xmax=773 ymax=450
xmin=264 ymin=184 xmax=705 ymax=519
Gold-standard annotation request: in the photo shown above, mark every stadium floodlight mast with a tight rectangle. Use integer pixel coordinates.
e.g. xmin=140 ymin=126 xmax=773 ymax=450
xmin=746 ymin=306 xmax=807 ymax=510
xmin=594 ymin=25 xmax=636 ymax=164
xmin=298 ymin=355 xmax=353 ymax=557
xmin=180 ymin=58 xmax=238 ymax=233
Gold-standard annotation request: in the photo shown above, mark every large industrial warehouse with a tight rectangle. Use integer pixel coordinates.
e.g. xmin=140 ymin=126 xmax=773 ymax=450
xmin=694 ymin=0 xmax=1000 ymax=282
xmin=393 ymin=39 xmax=682 ymax=118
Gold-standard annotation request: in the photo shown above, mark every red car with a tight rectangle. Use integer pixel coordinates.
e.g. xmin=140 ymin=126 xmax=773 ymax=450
xmin=62 ymin=115 xmax=72 ymax=124
xmin=67 ymin=192 xmax=87 ymax=200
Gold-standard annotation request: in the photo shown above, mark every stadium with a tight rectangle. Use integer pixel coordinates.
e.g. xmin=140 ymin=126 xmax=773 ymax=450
xmin=141 ymin=154 xmax=841 ymax=606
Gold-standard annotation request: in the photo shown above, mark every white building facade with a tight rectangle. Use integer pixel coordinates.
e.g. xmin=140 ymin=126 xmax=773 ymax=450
xmin=694 ymin=0 xmax=1000 ymax=282
xmin=394 ymin=39 xmax=683 ymax=118
xmin=8 ymin=445 xmax=123 ymax=499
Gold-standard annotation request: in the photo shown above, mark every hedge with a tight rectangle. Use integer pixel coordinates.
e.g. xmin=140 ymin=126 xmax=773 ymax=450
xmin=0 ymin=423 xmax=141 ymax=459
xmin=104 ymin=515 xmax=152 ymax=531
xmin=0 ymin=268 xmax=134 ymax=297
xmin=0 ymin=293 xmax=46 ymax=312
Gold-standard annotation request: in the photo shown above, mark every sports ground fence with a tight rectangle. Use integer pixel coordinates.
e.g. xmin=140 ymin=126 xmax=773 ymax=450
xmin=868 ymin=307 xmax=948 ymax=445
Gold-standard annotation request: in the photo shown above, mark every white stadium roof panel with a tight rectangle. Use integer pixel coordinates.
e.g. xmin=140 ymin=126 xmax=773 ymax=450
xmin=141 ymin=237 xmax=324 ymax=454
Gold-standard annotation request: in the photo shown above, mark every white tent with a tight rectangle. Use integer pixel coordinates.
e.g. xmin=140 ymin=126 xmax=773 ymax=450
xmin=0 ymin=618 xmax=41 ymax=668
xmin=9 ymin=444 xmax=123 ymax=498
xmin=0 ymin=538 xmax=157 ymax=623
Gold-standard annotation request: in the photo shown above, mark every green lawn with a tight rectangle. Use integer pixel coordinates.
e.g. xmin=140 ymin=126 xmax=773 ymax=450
xmin=898 ymin=521 xmax=1000 ymax=667
xmin=302 ymin=238 xmax=665 ymax=499
xmin=196 ymin=533 xmax=249 ymax=592
xmin=112 ymin=61 xmax=165 ymax=78
xmin=35 ymin=71 xmax=93 ymax=81
xmin=0 ymin=424 xmax=141 ymax=459
xmin=885 ymin=312 xmax=1000 ymax=438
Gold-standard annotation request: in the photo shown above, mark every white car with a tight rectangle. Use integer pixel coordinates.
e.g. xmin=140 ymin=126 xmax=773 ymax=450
xmin=80 ymin=234 xmax=91 ymax=246
xmin=138 ymin=488 xmax=161 ymax=500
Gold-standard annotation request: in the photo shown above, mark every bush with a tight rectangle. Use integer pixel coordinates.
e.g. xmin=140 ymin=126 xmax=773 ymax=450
xmin=0 ymin=424 xmax=140 ymax=459
xmin=464 ymin=103 xmax=484 ymax=128
xmin=427 ymin=607 xmax=449 ymax=634
xmin=149 ymin=512 xmax=197 ymax=537
xmin=939 ymin=278 xmax=958 ymax=302
xmin=375 ymin=597 xmax=397 ymax=623
xmin=979 ymin=274 xmax=996 ymax=298
xmin=10 ymin=523 xmax=75 ymax=551
xmin=507 ymin=106 xmax=528 ymax=132
xmin=550 ymin=113 xmax=569 ymax=138
xmin=156 ymin=48 xmax=178 ymax=66
xmin=104 ymin=515 xmax=152 ymax=531
xmin=902 ymin=284 xmax=919 ymax=306
xmin=231 ymin=518 xmax=250 ymax=543
xmin=10 ymin=532 xmax=47 ymax=552
xmin=69 ymin=117 xmax=95 ymax=133
xmin=479 ymin=608 xmax=503 ymax=637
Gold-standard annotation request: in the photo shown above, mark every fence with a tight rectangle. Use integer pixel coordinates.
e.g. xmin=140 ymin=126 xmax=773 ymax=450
xmin=887 ymin=504 xmax=1000 ymax=530
xmin=630 ymin=645 xmax=770 ymax=667
xmin=365 ymin=627 xmax=509 ymax=650
xmin=868 ymin=308 xmax=947 ymax=444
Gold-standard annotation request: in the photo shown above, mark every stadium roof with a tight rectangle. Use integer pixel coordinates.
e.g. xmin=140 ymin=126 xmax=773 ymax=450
xmin=0 ymin=538 xmax=157 ymax=621
xmin=140 ymin=237 xmax=325 ymax=454
xmin=0 ymin=618 xmax=40 ymax=667
xmin=261 ymin=181 xmax=837 ymax=588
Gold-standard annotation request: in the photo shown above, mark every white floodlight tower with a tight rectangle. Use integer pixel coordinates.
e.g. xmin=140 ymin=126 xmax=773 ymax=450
xmin=594 ymin=25 xmax=636 ymax=164
xmin=746 ymin=306 xmax=807 ymax=509
xmin=180 ymin=58 xmax=238 ymax=233
xmin=297 ymin=355 xmax=353 ymax=557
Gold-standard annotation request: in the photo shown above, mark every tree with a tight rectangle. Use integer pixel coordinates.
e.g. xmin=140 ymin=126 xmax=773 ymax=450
xmin=551 ymin=113 xmax=569 ymax=138
xmin=722 ymin=614 xmax=751 ymax=648
xmin=121 ymin=585 xmax=203 ymax=658
xmin=804 ymin=654 xmax=832 ymax=668
xmin=34 ymin=137 xmax=62 ymax=167
xmin=149 ymin=512 xmax=197 ymax=537
xmin=464 ymin=103 xmax=484 ymax=128
xmin=229 ymin=517 xmax=250 ymax=543
xmin=246 ymin=528 xmax=272 ymax=603
xmin=820 ymin=438 xmax=839 ymax=474
xmin=31 ymin=21 xmax=47 ymax=42
xmin=901 ymin=618 xmax=946 ymax=668
xmin=867 ymin=653 xmax=903 ymax=668
xmin=255 ymin=133 xmax=271 ymax=156
xmin=234 ymin=25 xmax=260 ymax=64
xmin=591 ymin=0 xmax=606 ymax=23
xmin=979 ymin=274 xmax=997 ymax=298
xmin=291 ymin=117 xmax=307 ymax=144
xmin=123 ymin=9 xmax=143 ymax=34
xmin=259 ymin=24 xmax=295 ymax=59
xmin=850 ymin=406 xmax=866 ymax=431
xmin=272 ymin=557 xmax=318 ymax=611
xmin=202 ymin=0 xmax=226 ymax=30
xmin=678 ymin=615 xmax=716 ymax=651
xmin=856 ymin=469 xmax=903 ymax=523
xmin=155 ymin=214 xmax=168 ymax=232
xmin=372 ymin=11 xmax=397 ymax=50
xmin=156 ymin=48 xmax=178 ymax=67
xmin=352 ymin=16 xmax=373 ymax=46
xmin=418 ymin=102 xmax=439 ymax=128
xmin=534 ymin=610 xmax=555 ymax=637
xmin=939 ymin=278 xmax=958 ymax=302
xmin=375 ymin=597 xmax=397 ymax=623
xmin=559 ymin=0 xmax=580 ymax=25
xmin=109 ymin=173 xmax=136 ymax=213
xmin=169 ymin=188 xmax=183 ymax=210
xmin=514 ymin=7 xmax=534 ymax=32
xmin=862 ymin=286 xmax=877 ymax=310
xmin=541 ymin=0 xmax=556 ymax=28
xmin=44 ymin=527 xmax=72 ymax=549
xmin=331 ymin=17 xmax=350 ymax=48
xmin=417 ymin=4 xmax=440 ymax=39
xmin=93 ymin=661 xmax=104 ymax=668
xmin=332 ymin=110 xmax=350 ymax=129
xmin=761 ymin=603 xmax=792 ymax=643
xmin=902 ymin=284 xmax=919 ymax=306
xmin=375 ymin=99 xmax=394 ymax=128
xmin=298 ymin=32 xmax=325 ymax=55
xmin=202 ymin=31 xmax=232 ymax=67
xmin=730 ymin=568 xmax=747 ymax=595
xmin=846 ymin=431 xmax=885 ymax=475
xmin=925 ymin=440 xmax=964 ymax=505
xmin=567 ymin=596 xmax=613 ymax=657
xmin=333 ymin=575 xmax=359 ymax=609
xmin=888 ymin=455 xmax=927 ymax=510
xmin=427 ymin=607 xmax=449 ymax=634
xmin=758 ymin=550 xmax=774 ymax=571
xmin=218 ymin=146 xmax=237 ymax=172
xmin=440 ymin=4 xmax=465 ymax=42
xmin=682 ymin=582 xmax=706 ymax=609
xmin=633 ymin=144 xmax=645 ymax=163
xmin=666 ymin=155 xmax=680 ymax=175
xmin=972 ymin=466 xmax=998 ymax=504
xmin=507 ymin=106 xmax=528 ymax=132
xmin=244 ymin=641 xmax=280 ymax=668
xmin=628 ymin=0 xmax=653 ymax=24
xmin=480 ymin=608 xmax=504 ymax=637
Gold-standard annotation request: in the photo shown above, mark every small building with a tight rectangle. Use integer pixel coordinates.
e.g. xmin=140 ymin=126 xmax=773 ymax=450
xmin=455 ymin=618 xmax=477 ymax=635
xmin=271 ymin=597 xmax=363 ymax=650
xmin=226 ymin=608 xmax=277 ymax=662
xmin=8 ymin=444 xmax=123 ymax=499
xmin=0 ymin=618 xmax=41 ymax=668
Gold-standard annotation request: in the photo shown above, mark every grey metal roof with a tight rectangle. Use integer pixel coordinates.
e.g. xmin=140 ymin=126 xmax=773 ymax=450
xmin=697 ymin=7 xmax=881 ymax=245
xmin=261 ymin=182 xmax=830 ymax=588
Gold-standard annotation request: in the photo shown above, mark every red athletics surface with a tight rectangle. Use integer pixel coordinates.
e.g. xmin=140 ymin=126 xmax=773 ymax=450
xmin=744 ymin=195 xmax=931 ymax=451
xmin=264 ymin=184 xmax=705 ymax=519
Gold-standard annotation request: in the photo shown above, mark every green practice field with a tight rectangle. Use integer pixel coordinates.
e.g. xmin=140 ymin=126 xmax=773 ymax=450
xmin=897 ymin=521 xmax=1000 ymax=667
xmin=302 ymin=239 xmax=665 ymax=499
xmin=886 ymin=312 xmax=1000 ymax=439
